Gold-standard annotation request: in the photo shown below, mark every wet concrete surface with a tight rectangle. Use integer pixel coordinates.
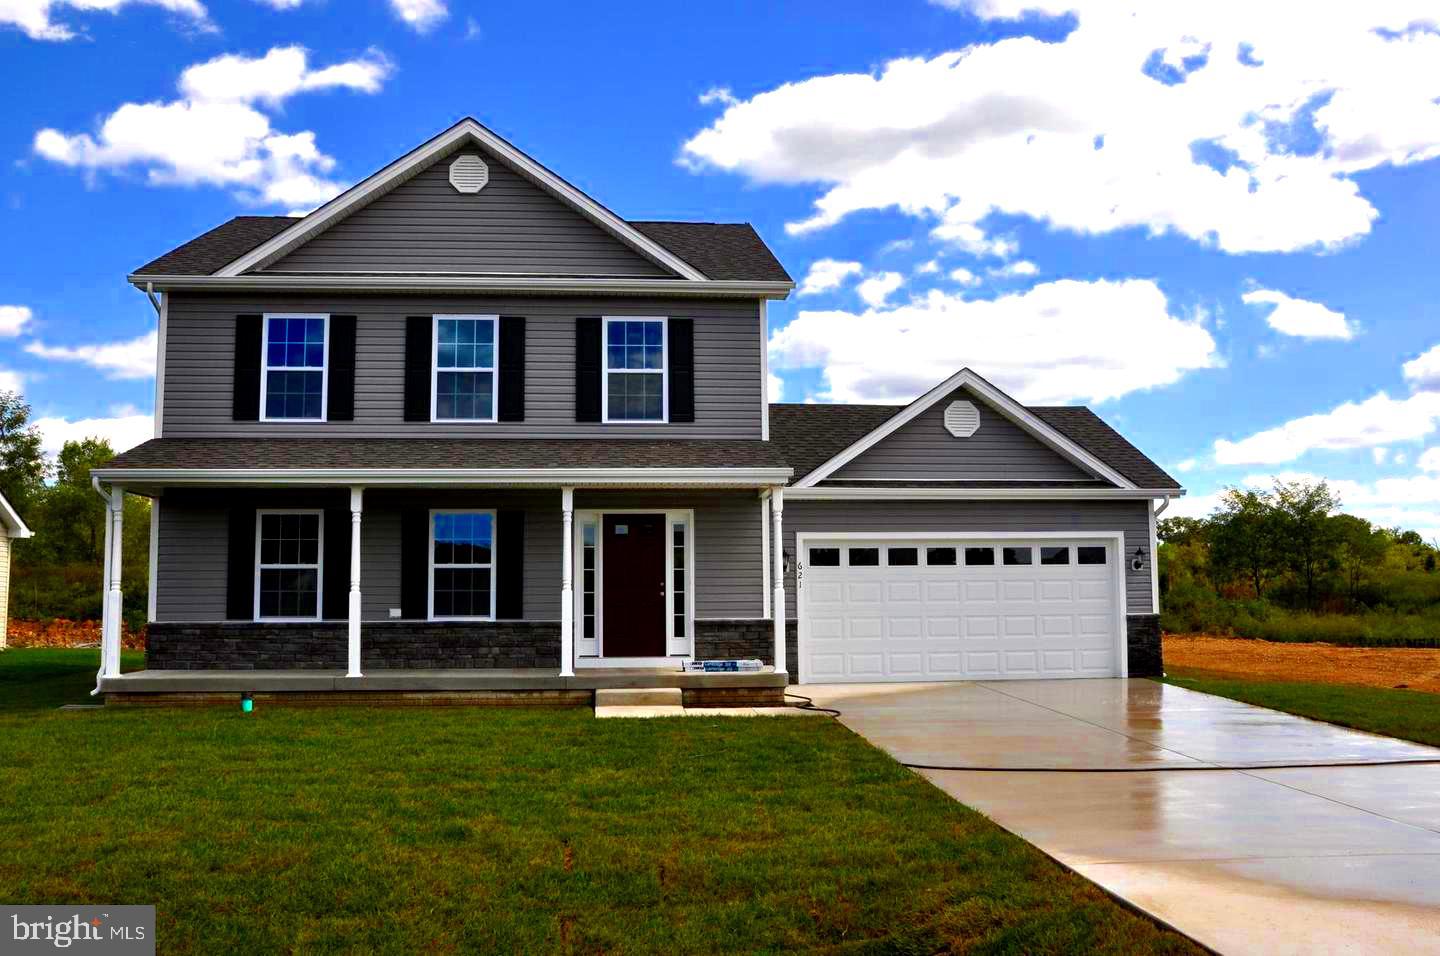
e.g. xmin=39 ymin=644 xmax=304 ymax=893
xmin=805 ymin=679 xmax=1440 ymax=955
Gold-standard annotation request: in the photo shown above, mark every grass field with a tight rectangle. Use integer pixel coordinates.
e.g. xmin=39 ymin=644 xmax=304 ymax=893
xmin=0 ymin=649 xmax=1196 ymax=954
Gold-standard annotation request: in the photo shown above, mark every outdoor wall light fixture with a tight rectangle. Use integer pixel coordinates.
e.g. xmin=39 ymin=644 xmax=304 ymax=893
xmin=1131 ymin=547 xmax=1147 ymax=572
xmin=783 ymin=550 xmax=794 ymax=575
xmin=241 ymin=692 xmax=254 ymax=714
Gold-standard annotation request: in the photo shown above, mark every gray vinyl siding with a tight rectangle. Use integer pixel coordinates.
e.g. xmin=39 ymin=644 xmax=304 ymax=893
xmin=779 ymin=499 xmax=1152 ymax=618
xmin=833 ymin=386 xmax=1095 ymax=481
xmin=155 ymin=496 xmax=229 ymax=621
xmin=162 ymin=293 xmax=763 ymax=439
xmin=267 ymin=144 xmax=669 ymax=277
xmin=153 ymin=489 xmax=763 ymax=624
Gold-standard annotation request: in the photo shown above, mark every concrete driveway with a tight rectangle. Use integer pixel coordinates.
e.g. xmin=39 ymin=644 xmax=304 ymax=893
xmin=805 ymin=679 xmax=1440 ymax=955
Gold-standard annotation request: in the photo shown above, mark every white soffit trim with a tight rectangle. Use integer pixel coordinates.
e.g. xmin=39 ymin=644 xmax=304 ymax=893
xmin=792 ymin=368 xmax=1138 ymax=490
xmin=0 ymin=492 xmax=33 ymax=538
xmin=128 ymin=274 xmax=793 ymax=299
xmin=214 ymin=118 xmax=709 ymax=282
xmin=787 ymin=487 xmax=1180 ymax=500
xmin=90 ymin=467 xmax=794 ymax=487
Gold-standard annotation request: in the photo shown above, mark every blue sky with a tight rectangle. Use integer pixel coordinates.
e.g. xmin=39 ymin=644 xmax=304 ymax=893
xmin=4 ymin=1 xmax=1440 ymax=535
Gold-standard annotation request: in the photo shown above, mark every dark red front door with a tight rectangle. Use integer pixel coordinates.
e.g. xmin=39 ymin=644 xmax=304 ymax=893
xmin=602 ymin=514 xmax=667 ymax=657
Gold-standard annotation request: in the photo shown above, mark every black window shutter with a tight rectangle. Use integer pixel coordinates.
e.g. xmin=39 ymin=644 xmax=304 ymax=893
xmin=225 ymin=504 xmax=256 ymax=620
xmin=575 ymin=316 xmax=602 ymax=422
xmin=327 ymin=315 xmax=357 ymax=422
xmin=495 ymin=510 xmax=524 ymax=619
xmin=404 ymin=316 xmax=433 ymax=422
xmin=322 ymin=507 xmax=350 ymax=620
xmin=400 ymin=508 xmax=429 ymax=619
xmin=668 ymin=318 xmax=695 ymax=423
xmin=232 ymin=315 xmax=263 ymax=421
xmin=498 ymin=316 xmax=526 ymax=422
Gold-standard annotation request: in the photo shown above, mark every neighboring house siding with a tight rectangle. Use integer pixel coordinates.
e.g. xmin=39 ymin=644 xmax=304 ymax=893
xmin=0 ymin=530 xmax=10 ymax=648
xmin=153 ymin=489 xmax=765 ymax=623
xmin=162 ymin=293 xmax=763 ymax=439
xmin=780 ymin=499 xmax=1153 ymax=617
xmin=832 ymin=386 xmax=1096 ymax=482
xmin=266 ymin=145 xmax=670 ymax=277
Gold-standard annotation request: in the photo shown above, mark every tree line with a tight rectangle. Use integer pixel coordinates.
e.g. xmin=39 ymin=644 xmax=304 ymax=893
xmin=1 ymin=391 xmax=150 ymax=628
xmin=1159 ymin=478 xmax=1440 ymax=643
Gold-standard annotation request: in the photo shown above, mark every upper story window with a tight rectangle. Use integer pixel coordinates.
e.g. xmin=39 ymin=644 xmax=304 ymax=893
xmin=262 ymin=315 xmax=328 ymax=421
xmin=433 ymin=315 xmax=497 ymax=422
xmin=603 ymin=317 xmax=666 ymax=423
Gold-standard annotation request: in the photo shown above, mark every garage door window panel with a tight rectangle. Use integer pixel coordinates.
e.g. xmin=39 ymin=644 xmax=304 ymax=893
xmin=887 ymin=547 xmax=918 ymax=567
xmin=926 ymin=547 xmax=957 ymax=566
xmin=809 ymin=547 xmax=840 ymax=567
xmin=1040 ymin=546 xmax=1070 ymax=565
xmin=848 ymin=547 xmax=879 ymax=567
xmin=1077 ymin=546 xmax=1107 ymax=565
xmin=965 ymin=547 xmax=995 ymax=566
xmin=1003 ymin=547 xmax=1033 ymax=566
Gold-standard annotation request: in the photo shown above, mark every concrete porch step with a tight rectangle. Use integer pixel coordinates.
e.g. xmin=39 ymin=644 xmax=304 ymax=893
xmin=595 ymin=687 xmax=682 ymax=707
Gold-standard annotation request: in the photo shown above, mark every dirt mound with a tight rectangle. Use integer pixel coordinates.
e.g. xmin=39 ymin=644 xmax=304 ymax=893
xmin=1165 ymin=634 xmax=1440 ymax=694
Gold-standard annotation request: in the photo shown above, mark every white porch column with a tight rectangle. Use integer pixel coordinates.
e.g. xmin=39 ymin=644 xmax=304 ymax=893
xmin=770 ymin=486 xmax=787 ymax=676
xmin=347 ymin=486 xmax=364 ymax=678
xmin=559 ymin=486 xmax=575 ymax=677
xmin=103 ymin=488 xmax=124 ymax=678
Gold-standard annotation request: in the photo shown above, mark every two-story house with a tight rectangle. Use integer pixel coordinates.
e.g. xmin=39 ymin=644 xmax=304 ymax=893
xmin=91 ymin=118 xmax=1182 ymax=705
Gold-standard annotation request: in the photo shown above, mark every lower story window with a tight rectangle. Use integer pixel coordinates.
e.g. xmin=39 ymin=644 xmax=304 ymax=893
xmin=430 ymin=511 xmax=495 ymax=619
xmin=256 ymin=511 xmax=321 ymax=620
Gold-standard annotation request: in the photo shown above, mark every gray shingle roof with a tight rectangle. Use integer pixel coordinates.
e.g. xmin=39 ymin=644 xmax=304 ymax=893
xmin=131 ymin=216 xmax=791 ymax=283
xmin=133 ymin=216 xmax=297 ymax=277
xmin=102 ymin=438 xmax=790 ymax=472
xmin=768 ymin=402 xmax=1180 ymax=490
xmin=628 ymin=222 xmax=791 ymax=282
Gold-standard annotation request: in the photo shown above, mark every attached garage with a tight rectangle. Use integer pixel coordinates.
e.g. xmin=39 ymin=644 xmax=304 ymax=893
xmin=797 ymin=534 xmax=1126 ymax=684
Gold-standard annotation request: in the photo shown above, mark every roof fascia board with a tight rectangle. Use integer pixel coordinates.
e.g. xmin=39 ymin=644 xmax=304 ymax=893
xmin=91 ymin=466 xmax=794 ymax=487
xmin=791 ymin=368 xmax=1138 ymax=490
xmin=215 ymin=120 xmax=708 ymax=281
xmin=129 ymin=274 xmax=793 ymax=299
xmin=788 ymin=487 xmax=1182 ymax=500
xmin=0 ymin=494 xmax=33 ymax=537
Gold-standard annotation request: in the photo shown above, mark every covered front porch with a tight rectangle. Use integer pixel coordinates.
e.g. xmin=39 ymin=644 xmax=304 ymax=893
xmin=89 ymin=453 xmax=796 ymax=702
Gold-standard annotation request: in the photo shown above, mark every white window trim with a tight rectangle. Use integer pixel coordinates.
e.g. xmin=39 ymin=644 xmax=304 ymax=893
xmin=428 ymin=508 xmax=498 ymax=622
xmin=259 ymin=313 xmax=330 ymax=423
xmin=600 ymin=316 xmax=668 ymax=424
xmin=253 ymin=509 xmax=325 ymax=622
xmin=431 ymin=314 xmax=499 ymax=423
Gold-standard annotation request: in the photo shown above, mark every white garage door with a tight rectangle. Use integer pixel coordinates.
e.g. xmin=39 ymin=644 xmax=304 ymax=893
xmin=799 ymin=537 xmax=1122 ymax=684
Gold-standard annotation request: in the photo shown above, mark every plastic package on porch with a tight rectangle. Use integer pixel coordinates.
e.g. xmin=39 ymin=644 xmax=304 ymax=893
xmin=682 ymin=659 xmax=764 ymax=672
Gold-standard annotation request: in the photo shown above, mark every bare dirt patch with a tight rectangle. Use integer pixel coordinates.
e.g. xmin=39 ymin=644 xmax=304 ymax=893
xmin=1165 ymin=634 xmax=1440 ymax=694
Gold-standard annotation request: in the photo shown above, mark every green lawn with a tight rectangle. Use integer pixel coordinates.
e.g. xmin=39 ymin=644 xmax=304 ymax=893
xmin=0 ymin=649 xmax=1196 ymax=954
xmin=1164 ymin=673 xmax=1440 ymax=749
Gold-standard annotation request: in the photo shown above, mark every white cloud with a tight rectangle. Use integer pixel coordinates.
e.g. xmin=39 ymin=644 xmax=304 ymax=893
xmin=389 ymin=0 xmax=445 ymax=32
xmin=0 ymin=370 xmax=23 ymax=394
xmin=768 ymin=372 xmax=784 ymax=402
xmin=989 ymin=259 xmax=1038 ymax=278
xmin=33 ymin=408 xmax=153 ymax=457
xmin=797 ymin=258 xmax=863 ymax=296
xmin=1166 ymin=489 xmax=1225 ymax=520
xmin=768 ymin=277 xmax=1219 ymax=404
xmin=857 ymin=271 xmax=904 ymax=308
xmin=915 ymin=259 xmax=941 ymax=275
xmin=681 ymin=3 xmax=1440 ymax=254
xmin=948 ymin=267 xmax=980 ymax=285
xmin=699 ymin=87 xmax=738 ymax=107
xmin=1239 ymin=470 xmax=1440 ymax=540
xmin=1214 ymin=391 xmax=1440 ymax=465
xmin=0 ymin=306 xmax=33 ymax=337
xmin=34 ymin=46 xmax=390 ymax=208
xmin=1373 ymin=447 xmax=1390 ymax=465
xmin=880 ymin=238 xmax=914 ymax=253
xmin=25 ymin=330 xmax=157 ymax=380
xmin=1175 ymin=457 xmax=1198 ymax=473
xmin=1242 ymin=287 xmax=1355 ymax=340
xmin=251 ymin=0 xmax=302 ymax=7
xmin=1420 ymin=448 xmax=1440 ymax=473
xmin=1404 ymin=344 xmax=1440 ymax=392
xmin=1 ymin=0 xmax=208 ymax=41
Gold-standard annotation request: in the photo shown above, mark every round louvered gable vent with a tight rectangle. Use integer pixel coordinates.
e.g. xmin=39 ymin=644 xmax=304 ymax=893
xmin=944 ymin=400 xmax=981 ymax=438
xmin=449 ymin=154 xmax=490 ymax=194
